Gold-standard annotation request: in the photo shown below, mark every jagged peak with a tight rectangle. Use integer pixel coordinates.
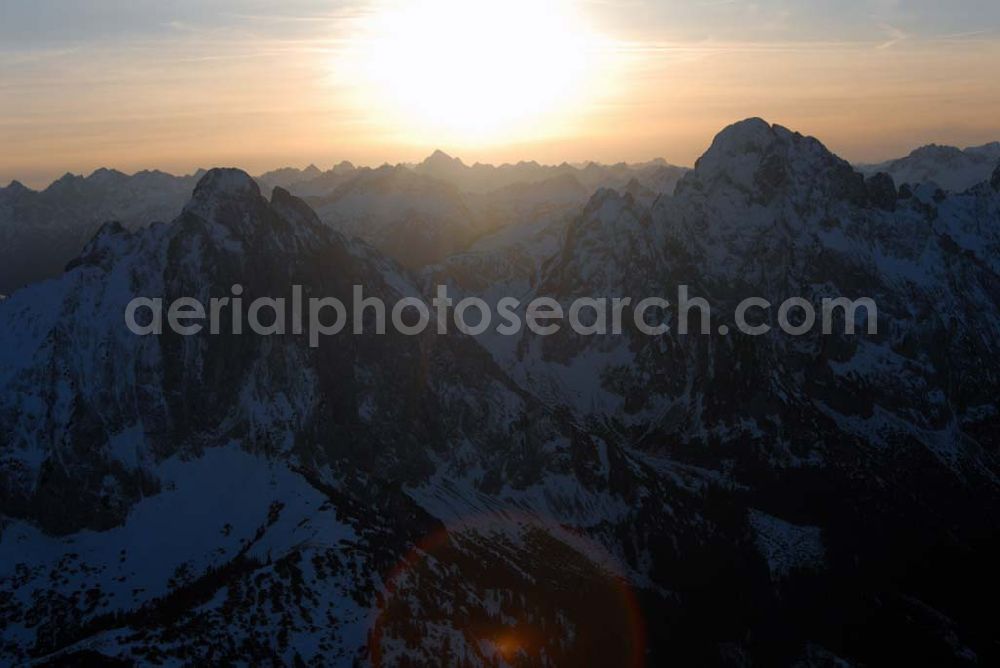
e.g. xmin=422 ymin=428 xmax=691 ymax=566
xmin=558 ymin=187 xmax=649 ymax=264
xmin=182 ymin=168 xmax=264 ymax=224
xmin=688 ymin=118 xmax=860 ymax=203
xmin=4 ymin=179 xmax=30 ymax=193
xmin=966 ymin=141 xmax=1000 ymax=161
xmin=699 ymin=118 xmax=785 ymax=161
xmin=332 ymin=160 xmax=355 ymax=173
xmin=86 ymin=167 xmax=128 ymax=182
xmin=270 ymin=185 xmax=294 ymax=204
xmin=134 ymin=168 xmax=170 ymax=177
xmin=581 ymin=186 xmax=636 ymax=218
xmin=906 ymin=143 xmax=965 ymax=160
xmin=65 ymin=221 xmax=130 ymax=272
xmin=427 ymin=148 xmax=451 ymax=159
xmin=421 ymin=149 xmax=465 ymax=168
xmin=270 ymin=186 xmax=322 ymax=227
xmin=43 ymin=172 xmax=83 ymax=193
xmin=189 ymin=168 xmax=260 ymax=202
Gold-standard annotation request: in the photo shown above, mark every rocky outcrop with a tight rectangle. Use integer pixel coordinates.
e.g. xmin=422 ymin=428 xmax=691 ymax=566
xmin=2 ymin=121 xmax=1000 ymax=665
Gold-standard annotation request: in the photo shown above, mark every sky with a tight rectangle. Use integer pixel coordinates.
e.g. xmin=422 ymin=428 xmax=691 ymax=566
xmin=1 ymin=0 xmax=999 ymax=187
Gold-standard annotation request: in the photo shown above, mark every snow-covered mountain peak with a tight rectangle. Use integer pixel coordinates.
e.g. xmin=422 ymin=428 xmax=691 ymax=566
xmin=183 ymin=168 xmax=264 ymax=218
xmin=3 ymin=120 xmax=1000 ymax=665
xmin=681 ymin=117 xmax=863 ymax=207
xmin=65 ymin=220 xmax=133 ymax=272
xmin=269 ymin=185 xmax=323 ymax=228
xmin=907 ymin=143 xmax=964 ymax=162
xmin=696 ymin=118 xmax=837 ymax=178
xmin=189 ymin=167 xmax=261 ymax=200
xmin=860 ymin=140 xmax=1000 ymax=192
xmin=174 ymin=168 xmax=298 ymax=252
xmin=574 ymin=188 xmax=651 ymax=247
xmin=583 ymin=186 xmax=635 ymax=218
xmin=698 ymin=117 xmax=775 ymax=159
xmin=967 ymin=141 xmax=1000 ymax=159
xmin=532 ymin=185 xmax=657 ymax=297
xmin=83 ymin=219 xmax=127 ymax=245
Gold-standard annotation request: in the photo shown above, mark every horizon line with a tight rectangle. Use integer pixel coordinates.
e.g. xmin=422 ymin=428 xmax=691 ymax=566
xmin=5 ymin=118 xmax=1000 ymax=192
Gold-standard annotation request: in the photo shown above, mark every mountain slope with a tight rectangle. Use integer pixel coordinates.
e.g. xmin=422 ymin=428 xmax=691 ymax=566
xmin=0 ymin=169 xmax=735 ymax=665
xmin=860 ymin=141 xmax=1000 ymax=192
xmin=0 ymin=169 xmax=199 ymax=294
xmin=2 ymin=122 xmax=1000 ymax=665
xmin=476 ymin=119 xmax=1000 ymax=662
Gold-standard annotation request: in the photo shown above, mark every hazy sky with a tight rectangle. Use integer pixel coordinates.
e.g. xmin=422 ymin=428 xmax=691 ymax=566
xmin=2 ymin=0 xmax=999 ymax=187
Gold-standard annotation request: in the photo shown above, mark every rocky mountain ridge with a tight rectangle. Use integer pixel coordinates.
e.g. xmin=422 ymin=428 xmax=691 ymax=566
xmin=1 ymin=121 xmax=999 ymax=665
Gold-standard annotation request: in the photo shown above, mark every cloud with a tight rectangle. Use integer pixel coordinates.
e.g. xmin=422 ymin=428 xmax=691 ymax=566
xmin=876 ymin=24 xmax=907 ymax=49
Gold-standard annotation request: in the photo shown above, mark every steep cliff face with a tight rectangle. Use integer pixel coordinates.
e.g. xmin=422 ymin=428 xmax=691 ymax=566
xmin=473 ymin=120 xmax=1000 ymax=663
xmin=1 ymin=169 xmax=724 ymax=665
xmin=507 ymin=120 xmax=1000 ymax=453
xmin=2 ymin=121 xmax=999 ymax=665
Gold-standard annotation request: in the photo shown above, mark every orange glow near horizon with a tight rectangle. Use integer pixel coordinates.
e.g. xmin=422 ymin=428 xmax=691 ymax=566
xmin=1 ymin=1 xmax=999 ymax=187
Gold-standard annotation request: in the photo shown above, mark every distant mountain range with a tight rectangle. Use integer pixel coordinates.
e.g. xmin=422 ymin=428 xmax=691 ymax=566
xmin=0 ymin=169 xmax=201 ymax=295
xmin=1 ymin=119 xmax=998 ymax=664
xmin=0 ymin=155 xmax=686 ymax=294
xmin=859 ymin=141 xmax=1000 ymax=192
xmin=257 ymin=150 xmax=687 ymax=197
xmin=4 ymin=139 xmax=997 ymax=295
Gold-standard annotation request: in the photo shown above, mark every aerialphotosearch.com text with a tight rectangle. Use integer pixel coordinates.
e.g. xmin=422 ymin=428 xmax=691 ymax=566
xmin=124 ymin=284 xmax=878 ymax=346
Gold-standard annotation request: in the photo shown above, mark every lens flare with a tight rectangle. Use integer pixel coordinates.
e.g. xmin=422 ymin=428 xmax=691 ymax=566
xmin=370 ymin=512 xmax=646 ymax=667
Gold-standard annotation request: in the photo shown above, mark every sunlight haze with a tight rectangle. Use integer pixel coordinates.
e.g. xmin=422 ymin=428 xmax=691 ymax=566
xmin=1 ymin=0 xmax=999 ymax=187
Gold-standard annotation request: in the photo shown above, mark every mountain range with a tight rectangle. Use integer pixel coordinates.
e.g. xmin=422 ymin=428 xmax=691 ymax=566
xmin=5 ymin=138 xmax=997 ymax=297
xmin=0 ymin=155 xmax=686 ymax=296
xmin=1 ymin=120 xmax=999 ymax=665
xmin=0 ymin=170 xmax=201 ymax=297
xmin=859 ymin=141 xmax=1000 ymax=193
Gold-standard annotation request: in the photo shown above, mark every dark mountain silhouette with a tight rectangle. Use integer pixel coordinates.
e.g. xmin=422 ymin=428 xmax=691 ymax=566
xmin=1 ymin=121 xmax=999 ymax=665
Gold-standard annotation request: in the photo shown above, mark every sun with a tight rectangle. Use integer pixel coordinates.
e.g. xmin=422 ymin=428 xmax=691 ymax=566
xmin=346 ymin=0 xmax=599 ymax=144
